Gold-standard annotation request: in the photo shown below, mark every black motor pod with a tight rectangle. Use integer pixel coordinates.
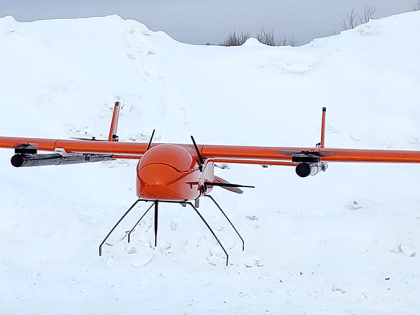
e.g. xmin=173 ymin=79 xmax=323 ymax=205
xmin=11 ymin=153 xmax=114 ymax=167
xmin=12 ymin=153 xmax=67 ymax=167
xmin=295 ymin=163 xmax=320 ymax=177
xmin=11 ymin=154 xmax=26 ymax=167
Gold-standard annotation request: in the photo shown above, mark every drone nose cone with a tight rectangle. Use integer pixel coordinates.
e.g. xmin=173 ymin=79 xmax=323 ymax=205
xmin=135 ymin=144 xmax=202 ymax=201
xmin=137 ymin=163 xmax=183 ymax=200
xmin=136 ymin=162 xmax=201 ymax=201
xmin=140 ymin=163 xmax=179 ymax=187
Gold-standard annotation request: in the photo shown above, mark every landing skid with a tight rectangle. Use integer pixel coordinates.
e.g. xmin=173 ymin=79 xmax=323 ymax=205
xmin=205 ymin=194 xmax=245 ymax=251
xmin=98 ymin=197 xmax=243 ymax=266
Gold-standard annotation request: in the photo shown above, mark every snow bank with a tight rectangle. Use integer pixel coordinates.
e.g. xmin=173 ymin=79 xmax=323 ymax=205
xmin=1 ymin=12 xmax=420 ymax=314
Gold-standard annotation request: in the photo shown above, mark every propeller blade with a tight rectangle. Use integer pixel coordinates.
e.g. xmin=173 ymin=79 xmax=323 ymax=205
xmin=205 ymin=176 xmax=255 ymax=194
xmin=71 ymin=137 xmax=106 ymax=141
xmin=191 ymin=136 xmax=204 ymax=170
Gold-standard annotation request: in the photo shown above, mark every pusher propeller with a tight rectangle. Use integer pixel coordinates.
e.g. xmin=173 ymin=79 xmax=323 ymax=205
xmin=71 ymin=136 xmax=107 ymax=141
xmin=205 ymin=176 xmax=255 ymax=194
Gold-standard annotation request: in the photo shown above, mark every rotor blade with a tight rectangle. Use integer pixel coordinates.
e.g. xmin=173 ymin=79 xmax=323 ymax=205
xmin=205 ymin=176 xmax=255 ymax=194
xmin=147 ymin=129 xmax=156 ymax=151
xmin=191 ymin=136 xmax=204 ymax=167
xmin=71 ymin=137 xmax=106 ymax=141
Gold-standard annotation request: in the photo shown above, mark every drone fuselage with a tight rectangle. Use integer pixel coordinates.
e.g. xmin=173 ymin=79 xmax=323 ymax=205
xmin=136 ymin=143 xmax=214 ymax=201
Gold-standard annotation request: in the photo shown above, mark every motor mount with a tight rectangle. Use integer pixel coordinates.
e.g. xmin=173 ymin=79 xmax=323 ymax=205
xmin=14 ymin=144 xmax=37 ymax=154
xmin=292 ymin=153 xmax=320 ymax=164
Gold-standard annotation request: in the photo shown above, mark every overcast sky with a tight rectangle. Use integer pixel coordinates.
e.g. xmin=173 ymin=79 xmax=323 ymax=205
xmin=1 ymin=0 xmax=418 ymax=45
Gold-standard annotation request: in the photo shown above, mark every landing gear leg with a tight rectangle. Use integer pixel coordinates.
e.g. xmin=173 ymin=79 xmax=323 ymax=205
xmin=186 ymin=202 xmax=229 ymax=266
xmin=205 ymin=194 xmax=245 ymax=251
xmin=99 ymin=198 xmax=142 ymax=256
xmin=154 ymin=201 xmax=158 ymax=247
xmin=127 ymin=202 xmax=155 ymax=243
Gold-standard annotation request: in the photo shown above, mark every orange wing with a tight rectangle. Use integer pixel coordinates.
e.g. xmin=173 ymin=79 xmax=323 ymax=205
xmin=200 ymin=145 xmax=420 ymax=164
xmin=2 ymin=136 xmax=420 ymax=163
xmin=0 ymin=136 xmax=149 ymax=157
xmin=2 ymin=105 xmax=420 ymax=169
xmin=199 ymin=107 xmax=420 ymax=165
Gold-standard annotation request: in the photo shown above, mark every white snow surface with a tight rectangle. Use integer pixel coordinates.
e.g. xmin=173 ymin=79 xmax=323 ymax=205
xmin=1 ymin=13 xmax=420 ymax=314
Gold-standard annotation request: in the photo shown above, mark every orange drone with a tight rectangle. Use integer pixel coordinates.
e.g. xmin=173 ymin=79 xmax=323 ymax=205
xmin=1 ymin=102 xmax=420 ymax=265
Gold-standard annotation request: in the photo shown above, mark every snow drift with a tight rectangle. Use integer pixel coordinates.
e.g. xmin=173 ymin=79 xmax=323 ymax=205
xmin=1 ymin=12 xmax=420 ymax=314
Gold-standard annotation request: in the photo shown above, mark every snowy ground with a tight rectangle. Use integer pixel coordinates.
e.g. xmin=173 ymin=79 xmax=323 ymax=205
xmin=1 ymin=12 xmax=420 ymax=314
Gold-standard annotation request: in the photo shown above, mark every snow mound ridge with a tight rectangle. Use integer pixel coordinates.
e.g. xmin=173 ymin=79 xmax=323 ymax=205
xmin=1 ymin=11 xmax=420 ymax=314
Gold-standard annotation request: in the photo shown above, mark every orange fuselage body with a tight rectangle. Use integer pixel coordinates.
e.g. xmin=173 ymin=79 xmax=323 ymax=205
xmin=136 ymin=144 xmax=214 ymax=201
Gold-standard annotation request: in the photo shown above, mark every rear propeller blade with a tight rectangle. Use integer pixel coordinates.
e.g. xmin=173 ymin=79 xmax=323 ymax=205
xmin=71 ymin=137 xmax=107 ymax=141
xmin=205 ymin=176 xmax=255 ymax=194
